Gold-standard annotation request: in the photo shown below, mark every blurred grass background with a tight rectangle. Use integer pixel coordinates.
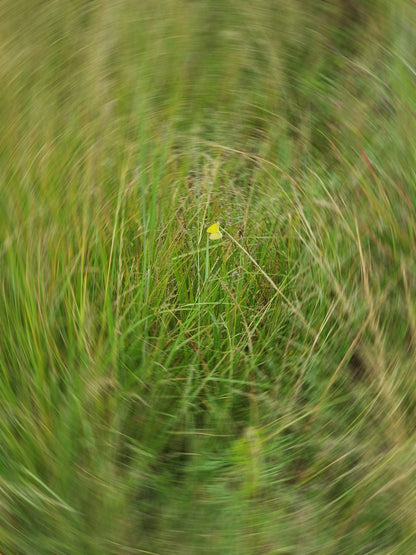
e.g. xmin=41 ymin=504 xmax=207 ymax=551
xmin=1 ymin=1 xmax=416 ymax=553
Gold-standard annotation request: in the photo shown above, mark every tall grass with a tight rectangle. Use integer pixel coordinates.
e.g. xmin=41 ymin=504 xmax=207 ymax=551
xmin=1 ymin=1 xmax=416 ymax=553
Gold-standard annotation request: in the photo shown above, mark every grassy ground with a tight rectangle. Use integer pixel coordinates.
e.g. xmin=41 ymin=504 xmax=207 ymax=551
xmin=1 ymin=1 xmax=416 ymax=553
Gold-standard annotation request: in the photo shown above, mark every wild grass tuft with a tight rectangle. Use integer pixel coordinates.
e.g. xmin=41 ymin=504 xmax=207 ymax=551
xmin=1 ymin=1 xmax=416 ymax=553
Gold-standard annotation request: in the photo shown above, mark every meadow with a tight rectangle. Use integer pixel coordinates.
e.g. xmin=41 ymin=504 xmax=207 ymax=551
xmin=1 ymin=1 xmax=416 ymax=553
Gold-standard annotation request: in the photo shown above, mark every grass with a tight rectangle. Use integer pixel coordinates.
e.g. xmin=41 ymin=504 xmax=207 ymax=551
xmin=1 ymin=0 xmax=416 ymax=553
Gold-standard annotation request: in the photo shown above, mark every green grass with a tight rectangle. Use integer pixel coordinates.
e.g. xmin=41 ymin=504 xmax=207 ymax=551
xmin=1 ymin=1 xmax=416 ymax=553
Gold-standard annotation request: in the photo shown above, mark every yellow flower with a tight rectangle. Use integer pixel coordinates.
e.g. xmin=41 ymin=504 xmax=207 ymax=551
xmin=207 ymin=222 xmax=222 ymax=241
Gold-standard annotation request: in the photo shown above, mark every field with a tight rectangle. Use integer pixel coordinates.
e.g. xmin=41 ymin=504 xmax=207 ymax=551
xmin=1 ymin=1 xmax=416 ymax=553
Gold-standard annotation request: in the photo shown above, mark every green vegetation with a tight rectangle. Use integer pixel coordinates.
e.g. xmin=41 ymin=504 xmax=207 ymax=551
xmin=1 ymin=1 xmax=416 ymax=553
